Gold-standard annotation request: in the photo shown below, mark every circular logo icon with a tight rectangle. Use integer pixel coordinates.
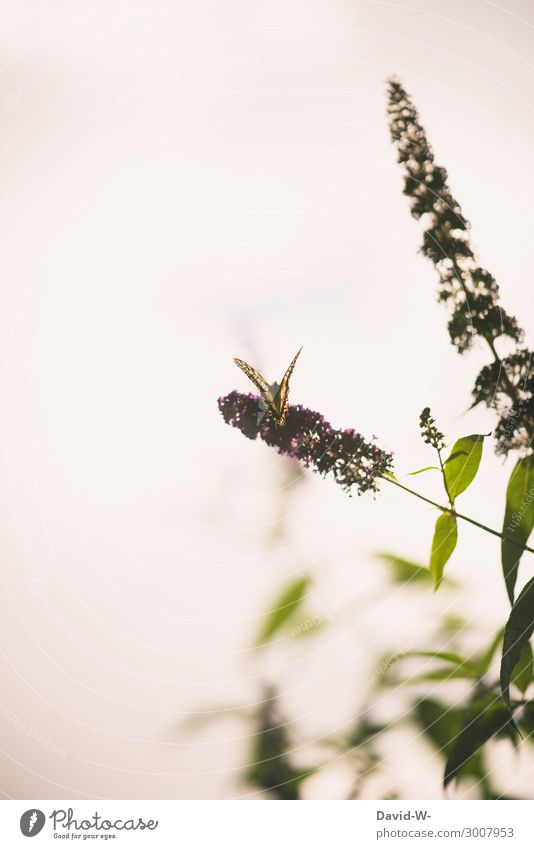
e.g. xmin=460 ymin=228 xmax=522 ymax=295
xmin=20 ymin=809 xmax=46 ymax=837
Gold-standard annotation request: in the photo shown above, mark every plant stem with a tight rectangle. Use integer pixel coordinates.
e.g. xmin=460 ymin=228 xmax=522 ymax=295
xmin=382 ymin=475 xmax=534 ymax=555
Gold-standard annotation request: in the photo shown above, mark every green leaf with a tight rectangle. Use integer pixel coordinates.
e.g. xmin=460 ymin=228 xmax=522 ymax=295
xmin=430 ymin=512 xmax=458 ymax=590
xmin=414 ymin=697 xmax=496 ymax=794
xmin=386 ymin=651 xmax=479 ymax=685
xmin=444 ymin=434 xmax=485 ymax=501
xmin=255 ymin=576 xmax=310 ymax=646
xmin=414 ymin=697 xmax=460 ymax=754
xmin=375 ymin=552 xmax=459 ymax=588
xmin=408 ymin=466 xmax=440 ymax=476
xmin=444 ymin=693 xmax=514 ymax=788
xmin=501 ymin=576 xmax=534 ymax=721
xmin=437 ymin=614 xmax=468 ymax=637
xmin=406 ymin=669 xmax=476 ymax=683
xmin=247 ymin=690 xmax=317 ymax=798
xmin=511 ymin=641 xmax=533 ymax=696
xmin=375 ymin=552 xmax=434 ymax=585
xmin=519 ymin=701 xmax=534 ymax=739
xmin=290 ymin=613 xmax=325 ymax=638
xmin=405 ymin=650 xmax=474 ymax=667
xmin=501 ymin=456 xmax=534 ymax=604
xmin=475 ymin=628 xmax=504 ymax=676
xmin=346 ymin=718 xmax=385 ymax=748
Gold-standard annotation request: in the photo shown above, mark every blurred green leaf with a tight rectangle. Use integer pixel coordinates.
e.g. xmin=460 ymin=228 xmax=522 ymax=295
xmin=415 ymin=697 xmax=502 ymax=796
xmin=436 ymin=614 xmax=468 ymax=638
xmin=414 ymin=697 xmax=460 ymax=754
xmin=290 ymin=614 xmax=326 ymax=639
xmin=408 ymin=466 xmax=440 ymax=476
xmin=430 ymin=512 xmax=457 ymax=590
xmin=475 ymin=628 xmax=504 ymax=676
xmin=376 ymin=552 xmax=441 ymax=586
xmin=519 ymin=701 xmax=534 ymax=739
xmin=501 ymin=456 xmax=534 ymax=604
xmin=405 ymin=668 xmax=479 ymax=684
xmin=444 ymin=693 xmax=514 ymax=788
xmin=444 ymin=435 xmax=485 ymax=501
xmin=511 ymin=641 xmax=533 ymax=696
xmin=407 ymin=650 xmax=472 ymax=666
xmin=255 ymin=576 xmax=310 ymax=646
xmin=247 ymin=688 xmax=316 ymax=799
xmin=385 ymin=651 xmax=479 ymax=685
xmin=501 ymin=576 xmax=534 ymax=722
xmin=345 ymin=718 xmax=386 ymax=749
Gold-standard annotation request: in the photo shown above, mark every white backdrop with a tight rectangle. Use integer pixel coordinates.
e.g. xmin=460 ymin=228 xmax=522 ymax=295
xmin=0 ymin=0 xmax=533 ymax=798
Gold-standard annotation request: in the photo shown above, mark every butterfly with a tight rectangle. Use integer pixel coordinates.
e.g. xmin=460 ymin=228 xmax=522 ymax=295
xmin=233 ymin=347 xmax=302 ymax=426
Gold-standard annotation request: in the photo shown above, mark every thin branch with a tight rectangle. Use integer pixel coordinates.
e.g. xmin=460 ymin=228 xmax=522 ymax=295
xmin=382 ymin=476 xmax=534 ymax=554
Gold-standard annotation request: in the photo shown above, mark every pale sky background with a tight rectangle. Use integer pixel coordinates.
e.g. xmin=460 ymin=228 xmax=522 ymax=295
xmin=1 ymin=0 xmax=534 ymax=799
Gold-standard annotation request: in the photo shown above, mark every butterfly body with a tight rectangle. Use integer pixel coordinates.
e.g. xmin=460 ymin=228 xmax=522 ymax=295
xmin=233 ymin=348 xmax=302 ymax=426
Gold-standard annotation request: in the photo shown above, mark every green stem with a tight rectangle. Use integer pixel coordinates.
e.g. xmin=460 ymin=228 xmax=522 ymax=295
xmin=382 ymin=476 xmax=534 ymax=555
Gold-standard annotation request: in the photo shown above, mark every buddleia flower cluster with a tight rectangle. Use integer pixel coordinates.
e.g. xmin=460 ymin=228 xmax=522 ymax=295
xmin=419 ymin=407 xmax=446 ymax=451
xmin=388 ymin=78 xmax=533 ymax=455
xmin=472 ymin=350 xmax=534 ymax=455
xmin=218 ymin=391 xmax=394 ymax=495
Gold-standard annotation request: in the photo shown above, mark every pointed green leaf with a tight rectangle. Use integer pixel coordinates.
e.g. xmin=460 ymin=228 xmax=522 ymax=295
xmin=444 ymin=693 xmax=514 ymax=788
xmin=501 ymin=455 xmax=534 ymax=604
xmin=408 ymin=466 xmax=440 ymax=476
xmin=430 ymin=512 xmax=458 ymax=589
xmin=444 ymin=434 xmax=485 ymax=501
xmin=255 ymin=576 xmax=310 ymax=646
xmin=501 ymin=576 xmax=534 ymax=720
xmin=511 ymin=641 xmax=533 ymax=696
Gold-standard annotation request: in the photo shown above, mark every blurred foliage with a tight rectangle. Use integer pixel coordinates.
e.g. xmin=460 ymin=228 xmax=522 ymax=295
xmin=254 ymin=575 xmax=311 ymax=647
xmin=376 ymin=552 xmax=456 ymax=587
xmin=245 ymin=687 xmax=316 ymax=800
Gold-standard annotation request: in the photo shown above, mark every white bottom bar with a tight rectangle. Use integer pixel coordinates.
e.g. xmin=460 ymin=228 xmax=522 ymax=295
xmin=2 ymin=800 xmax=533 ymax=847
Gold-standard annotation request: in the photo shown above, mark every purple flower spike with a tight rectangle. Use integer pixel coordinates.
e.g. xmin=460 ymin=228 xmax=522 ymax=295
xmin=218 ymin=391 xmax=394 ymax=496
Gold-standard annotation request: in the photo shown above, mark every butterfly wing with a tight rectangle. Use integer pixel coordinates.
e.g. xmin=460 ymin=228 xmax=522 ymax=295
xmin=233 ymin=358 xmax=275 ymax=405
xmin=276 ymin=347 xmax=303 ymax=424
xmin=233 ymin=349 xmax=302 ymax=426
